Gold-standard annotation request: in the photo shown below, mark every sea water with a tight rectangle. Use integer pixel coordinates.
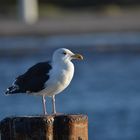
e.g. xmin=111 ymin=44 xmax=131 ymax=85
xmin=0 ymin=33 xmax=140 ymax=140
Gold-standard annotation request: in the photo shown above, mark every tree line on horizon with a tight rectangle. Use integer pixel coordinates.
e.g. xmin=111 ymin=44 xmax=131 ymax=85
xmin=1 ymin=0 xmax=140 ymax=7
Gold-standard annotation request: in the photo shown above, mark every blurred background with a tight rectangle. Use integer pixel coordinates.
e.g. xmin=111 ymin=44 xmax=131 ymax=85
xmin=0 ymin=0 xmax=140 ymax=140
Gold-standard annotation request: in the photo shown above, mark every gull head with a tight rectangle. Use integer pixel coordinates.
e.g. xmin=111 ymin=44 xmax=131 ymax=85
xmin=52 ymin=48 xmax=83 ymax=62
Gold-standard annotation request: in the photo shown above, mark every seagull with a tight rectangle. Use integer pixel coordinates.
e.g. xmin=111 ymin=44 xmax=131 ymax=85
xmin=5 ymin=48 xmax=83 ymax=115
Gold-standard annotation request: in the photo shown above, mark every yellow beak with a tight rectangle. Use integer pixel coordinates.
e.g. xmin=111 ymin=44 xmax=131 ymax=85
xmin=72 ymin=54 xmax=83 ymax=60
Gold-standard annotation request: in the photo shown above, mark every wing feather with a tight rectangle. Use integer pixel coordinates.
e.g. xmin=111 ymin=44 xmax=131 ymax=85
xmin=6 ymin=61 xmax=52 ymax=94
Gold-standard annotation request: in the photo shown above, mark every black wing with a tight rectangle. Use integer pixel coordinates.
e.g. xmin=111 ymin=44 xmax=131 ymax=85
xmin=6 ymin=61 xmax=52 ymax=94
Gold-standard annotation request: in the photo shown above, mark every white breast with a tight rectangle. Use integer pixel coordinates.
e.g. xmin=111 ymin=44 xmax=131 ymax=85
xmin=39 ymin=61 xmax=74 ymax=97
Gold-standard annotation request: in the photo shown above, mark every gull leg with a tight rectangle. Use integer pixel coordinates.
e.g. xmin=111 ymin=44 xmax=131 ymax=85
xmin=52 ymin=95 xmax=56 ymax=114
xmin=42 ymin=95 xmax=47 ymax=115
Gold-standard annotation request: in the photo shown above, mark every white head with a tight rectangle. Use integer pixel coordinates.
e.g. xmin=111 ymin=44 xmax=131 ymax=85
xmin=52 ymin=48 xmax=83 ymax=62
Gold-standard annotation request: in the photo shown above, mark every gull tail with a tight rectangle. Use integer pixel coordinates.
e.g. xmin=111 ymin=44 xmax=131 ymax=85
xmin=5 ymin=85 xmax=20 ymax=95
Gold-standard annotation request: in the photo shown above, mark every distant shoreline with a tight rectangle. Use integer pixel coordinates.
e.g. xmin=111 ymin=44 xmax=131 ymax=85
xmin=0 ymin=9 xmax=140 ymax=36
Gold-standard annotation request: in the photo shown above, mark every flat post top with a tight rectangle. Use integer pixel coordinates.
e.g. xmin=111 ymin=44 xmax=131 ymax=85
xmin=0 ymin=114 xmax=88 ymax=140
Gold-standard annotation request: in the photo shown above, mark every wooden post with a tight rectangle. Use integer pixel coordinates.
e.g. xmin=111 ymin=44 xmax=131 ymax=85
xmin=18 ymin=0 xmax=38 ymax=24
xmin=0 ymin=114 xmax=88 ymax=140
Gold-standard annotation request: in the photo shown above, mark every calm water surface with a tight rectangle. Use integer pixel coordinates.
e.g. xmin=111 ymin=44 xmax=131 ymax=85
xmin=0 ymin=34 xmax=140 ymax=140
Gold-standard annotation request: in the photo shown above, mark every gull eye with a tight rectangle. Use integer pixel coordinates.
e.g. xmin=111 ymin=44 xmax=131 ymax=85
xmin=62 ymin=52 xmax=67 ymax=55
